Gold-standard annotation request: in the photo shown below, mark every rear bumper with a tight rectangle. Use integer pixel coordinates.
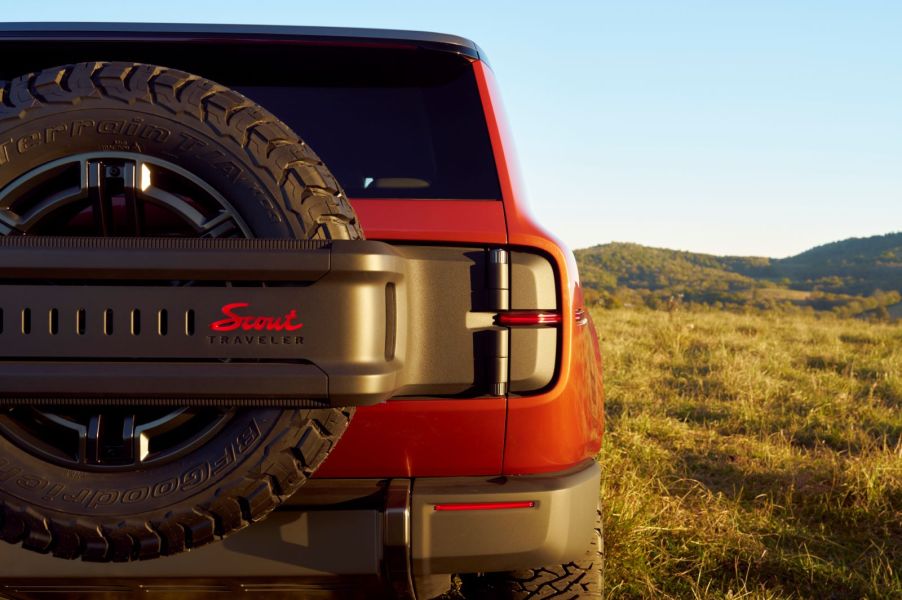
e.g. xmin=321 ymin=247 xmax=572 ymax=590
xmin=411 ymin=460 xmax=600 ymax=574
xmin=0 ymin=461 xmax=600 ymax=598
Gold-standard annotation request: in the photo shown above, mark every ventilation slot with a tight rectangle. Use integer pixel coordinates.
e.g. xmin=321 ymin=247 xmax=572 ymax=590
xmin=158 ymin=309 xmax=168 ymax=336
xmin=385 ymin=283 xmax=396 ymax=361
xmin=103 ymin=309 xmax=113 ymax=335
xmin=185 ymin=310 xmax=195 ymax=336
xmin=21 ymin=308 xmax=31 ymax=335
xmin=131 ymin=309 xmax=141 ymax=336
xmin=49 ymin=309 xmax=59 ymax=335
xmin=76 ymin=309 xmax=86 ymax=335
xmin=0 ymin=308 xmax=4 ymax=334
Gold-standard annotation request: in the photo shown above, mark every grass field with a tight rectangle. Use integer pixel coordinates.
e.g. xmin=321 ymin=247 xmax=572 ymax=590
xmin=594 ymin=308 xmax=901 ymax=599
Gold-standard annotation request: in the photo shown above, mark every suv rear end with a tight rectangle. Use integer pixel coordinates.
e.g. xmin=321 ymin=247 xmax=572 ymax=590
xmin=0 ymin=23 xmax=604 ymax=599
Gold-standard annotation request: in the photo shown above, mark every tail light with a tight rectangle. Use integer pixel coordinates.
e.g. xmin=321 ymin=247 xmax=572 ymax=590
xmin=495 ymin=310 xmax=561 ymax=327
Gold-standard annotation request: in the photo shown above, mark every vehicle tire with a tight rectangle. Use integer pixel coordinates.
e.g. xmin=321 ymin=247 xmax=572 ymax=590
xmin=0 ymin=62 xmax=362 ymax=562
xmin=461 ymin=509 xmax=604 ymax=599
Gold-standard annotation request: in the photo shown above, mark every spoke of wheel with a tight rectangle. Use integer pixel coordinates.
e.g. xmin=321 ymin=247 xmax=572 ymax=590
xmin=0 ymin=159 xmax=88 ymax=233
xmin=119 ymin=414 xmax=137 ymax=463
xmin=40 ymin=412 xmax=89 ymax=462
xmin=0 ymin=209 xmax=23 ymax=235
xmin=86 ymin=160 xmax=113 ymax=235
xmin=17 ymin=186 xmax=87 ymax=230
xmin=0 ymin=152 xmax=242 ymax=470
xmin=134 ymin=409 xmax=194 ymax=462
xmin=199 ymin=211 xmax=238 ymax=238
xmin=138 ymin=183 xmax=212 ymax=232
xmin=85 ymin=414 xmax=102 ymax=465
xmin=0 ymin=160 xmax=75 ymax=211
xmin=122 ymin=162 xmax=144 ymax=236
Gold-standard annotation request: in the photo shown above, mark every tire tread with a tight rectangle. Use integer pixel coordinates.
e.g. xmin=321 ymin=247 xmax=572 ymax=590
xmin=462 ymin=509 xmax=604 ymax=599
xmin=0 ymin=61 xmax=361 ymax=241
xmin=0 ymin=61 xmax=360 ymax=561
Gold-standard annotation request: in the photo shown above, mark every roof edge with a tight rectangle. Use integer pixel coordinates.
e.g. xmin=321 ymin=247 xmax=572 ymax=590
xmin=0 ymin=22 xmax=488 ymax=61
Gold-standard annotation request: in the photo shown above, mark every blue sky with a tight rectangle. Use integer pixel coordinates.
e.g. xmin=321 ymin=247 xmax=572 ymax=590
xmin=2 ymin=1 xmax=900 ymax=257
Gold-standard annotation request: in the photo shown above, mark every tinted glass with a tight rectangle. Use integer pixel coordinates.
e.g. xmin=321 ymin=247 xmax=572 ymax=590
xmin=0 ymin=42 xmax=501 ymax=200
xmin=236 ymin=64 xmax=500 ymax=199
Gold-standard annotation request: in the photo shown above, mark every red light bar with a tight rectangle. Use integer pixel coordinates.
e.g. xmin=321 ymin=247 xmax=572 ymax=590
xmin=433 ymin=500 xmax=536 ymax=512
xmin=495 ymin=311 xmax=562 ymax=327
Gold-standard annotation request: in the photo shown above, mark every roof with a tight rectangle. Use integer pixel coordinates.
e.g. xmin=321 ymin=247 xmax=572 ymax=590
xmin=0 ymin=22 xmax=487 ymax=61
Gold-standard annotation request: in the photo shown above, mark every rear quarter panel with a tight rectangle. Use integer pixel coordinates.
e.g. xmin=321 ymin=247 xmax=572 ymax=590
xmin=474 ymin=61 xmax=605 ymax=474
xmin=319 ymin=60 xmax=604 ymax=478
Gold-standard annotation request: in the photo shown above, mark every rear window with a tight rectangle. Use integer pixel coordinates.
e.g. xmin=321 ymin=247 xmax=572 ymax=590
xmin=235 ymin=56 xmax=501 ymax=199
xmin=0 ymin=42 xmax=501 ymax=200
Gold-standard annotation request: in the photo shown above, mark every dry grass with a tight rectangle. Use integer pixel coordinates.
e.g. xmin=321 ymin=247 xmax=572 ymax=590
xmin=594 ymin=308 xmax=901 ymax=599
xmin=752 ymin=288 xmax=813 ymax=301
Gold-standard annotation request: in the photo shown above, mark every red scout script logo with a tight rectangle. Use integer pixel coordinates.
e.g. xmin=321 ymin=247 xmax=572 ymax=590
xmin=208 ymin=303 xmax=304 ymax=345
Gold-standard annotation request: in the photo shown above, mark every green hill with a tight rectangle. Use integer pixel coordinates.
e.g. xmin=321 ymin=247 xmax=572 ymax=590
xmin=769 ymin=232 xmax=902 ymax=295
xmin=576 ymin=232 xmax=902 ymax=318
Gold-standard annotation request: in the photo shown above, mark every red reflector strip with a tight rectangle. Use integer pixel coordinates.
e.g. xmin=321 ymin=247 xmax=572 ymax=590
xmin=496 ymin=311 xmax=562 ymax=327
xmin=433 ymin=500 xmax=536 ymax=512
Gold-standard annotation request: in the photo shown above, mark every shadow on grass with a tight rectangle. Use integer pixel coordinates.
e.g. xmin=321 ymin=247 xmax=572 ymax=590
xmin=665 ymin=402 xmax=730 ymax=424
xmin=665 ymin=364 xmax=738 ymax=402
xmin=804 ymin=354 xmax=883 ymax=381
xmin=660 ymin=447 xmax=902 ymax=598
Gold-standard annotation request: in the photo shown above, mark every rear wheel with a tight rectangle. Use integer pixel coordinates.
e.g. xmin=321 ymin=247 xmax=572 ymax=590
xmin=0 ymin=62 xmax=362 ymax=561
xmin=461 ymin=509 xmax=604 ymax=599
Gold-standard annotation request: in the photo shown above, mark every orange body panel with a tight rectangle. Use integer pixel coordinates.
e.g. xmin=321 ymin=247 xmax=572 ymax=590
xmin=473 ymin=62 xmax=604 ymax=474
xmin=315 ymin=398 xmax=506 ymax=478
xmin=317 ymin=198 xmax=509 ymax=477
xmin=351 ymin=199 xmax=507 ymax=245
xmin=318 ymin=60 xmax=604 ymax=478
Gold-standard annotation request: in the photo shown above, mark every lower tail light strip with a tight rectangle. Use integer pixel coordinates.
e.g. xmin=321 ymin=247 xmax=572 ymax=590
xmin=495 ymin=311 xmax=561 ymax=327
xmin=433 ymin=501 xmax=536 ymax=512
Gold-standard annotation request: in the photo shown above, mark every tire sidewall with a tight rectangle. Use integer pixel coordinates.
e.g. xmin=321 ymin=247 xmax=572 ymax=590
xmin=0 ymin=408 xmax=296 ymax=519
xmin=0 ymin=102 xmax=304 ymax=521
xmin=0 ymin=106 xmax=293 ymax=237
xmin=0 ymin=64 xmax=360 ymax=559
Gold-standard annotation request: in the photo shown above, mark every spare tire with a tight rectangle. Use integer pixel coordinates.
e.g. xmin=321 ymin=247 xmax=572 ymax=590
xmin=0 ymin=62 xmax=362 ymax=562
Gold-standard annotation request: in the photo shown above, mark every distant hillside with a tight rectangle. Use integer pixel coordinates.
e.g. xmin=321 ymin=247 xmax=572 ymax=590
xmin=769 ymin=232 xmax=902 ymax=295
xmin=576 ymin=232 xmax=902 ymax=318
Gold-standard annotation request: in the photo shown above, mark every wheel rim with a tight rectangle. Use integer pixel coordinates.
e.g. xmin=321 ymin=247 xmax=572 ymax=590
xmin=0 ymin=152 xmax=251 ymax=237
xmin=0 ymin=152 xmax=252 ymax=471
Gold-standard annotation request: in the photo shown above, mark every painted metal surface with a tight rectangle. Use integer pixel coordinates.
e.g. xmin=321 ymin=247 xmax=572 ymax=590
xmin=320 ymin=60 xmax=604 ymax=478
xmin=350 ymin=199 xmax=507 ymax=245
xmin=475 ymin=61 xmax=604 ymax=475
xmin=316 ymin=398 xmax=506 ymax=477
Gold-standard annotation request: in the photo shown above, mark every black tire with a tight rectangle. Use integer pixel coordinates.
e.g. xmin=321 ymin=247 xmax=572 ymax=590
xmin=0 ymin=62 xmax=362 ymax=562
xmin=461 ymin=509 xmax=604 ymax=599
